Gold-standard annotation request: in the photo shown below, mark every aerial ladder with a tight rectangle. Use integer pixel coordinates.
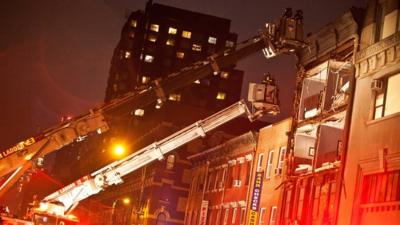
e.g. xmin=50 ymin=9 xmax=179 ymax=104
xmin=39 ymin=100 xmax=269 ymax=216
xmin=0 ymin=9 xmax=305 ymax=223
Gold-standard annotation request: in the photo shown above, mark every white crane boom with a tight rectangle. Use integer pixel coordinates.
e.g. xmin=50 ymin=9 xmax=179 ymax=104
xmin=43 ymin=100 xmax=271 ymax=212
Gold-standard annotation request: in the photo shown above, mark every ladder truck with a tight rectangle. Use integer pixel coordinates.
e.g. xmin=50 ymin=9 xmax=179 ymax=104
xmin=0 ymin=9 xmax=305 ymax=224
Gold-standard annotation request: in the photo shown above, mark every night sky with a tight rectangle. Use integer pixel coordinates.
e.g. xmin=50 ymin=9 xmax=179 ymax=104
xmin=0 ymin=0 xmax=365 ymax=151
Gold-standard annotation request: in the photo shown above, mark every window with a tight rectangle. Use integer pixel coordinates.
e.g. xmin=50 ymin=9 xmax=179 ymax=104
xmin=130 ymin=19 xmax=137 ymax=28
xmin=375 ymin=3 xmax=400 ymax=41
xmin=220 ymin=167 xmax=227 ymax=188
xmin=221 ymin=72 xmax=230 ymax=79
xmin=373 ymin=73 xmax=400 ymax=119
xmin=258 ymin=208 xmax=266 ymax=225
xmin=141 ymin=76 xmax=150 ymax=84
xmin=168 ymin=27 xmax=177 ymax=34
xmin=148 ymin=34 xmax=157 ymax=42
xmin=276 ymin=147 xmax=286 ymax=176
xmin=192 ymin=44 xmax=202 ymax=52
xmin=207 ymin=171 xmax=214 ymax=191
xmin=269 ymin=206 xmax=277 ymax=225
xmin=226 ymin=40 xmax=235 ymax=48
xmin=216 ymin=92 xmax=226 ymax=100
xmin=385 ymin=74 xmax=400 ymax=115
xmin=257 ymin=153 xmax=264 ymax=172
xmin=182 ymin=30 xmax=192 ymax=39
xmin=213 ymin=170 xmax=219 ymax=190
xmin=231 ymin=208 xmax=237 ymax=225
xmin=169 ymin=93 xmax=181 ymax=101
xmin=144 ymin=55 xmax=154 ymax=63
xmin=166 ymin=155 xmax=175 ymax=170
xmin=166 ymin=39 xmax=175 ymax=46
xmin=134 ymin=109 xmax=144 ymax=117
xmin=374 ymin=3 xmax=384 ymax=42
xmin=381 ymin=5 xmax=399 ymax=39
xmin=208 ymin=36 xmax=217 ymax=44
xmin=150 ymin=24 xmax=159 ymax=32
xmin=216 ymin=209 xmax=221 ymax=225
xmin=239 ymin=207 xmax=246 ymax=225
xmin=245 ymin=162 xmax=251 ymax=185
xmin=266 ymin=151 xmax=274 ymax=179
xmin=223 ymin=208 xmax=229 ymax=225
xmin=124 ymin=51 xmax=131 ymax=59
xmin=361 ymin=170 xmax=400 ymax=204
xmin=128 ymin=31 xmax=135 ymax=38
xmin=176 ymin=51 xmax=185 ymax=59
xmin=374 ymin=92 xmax=385 ymax=119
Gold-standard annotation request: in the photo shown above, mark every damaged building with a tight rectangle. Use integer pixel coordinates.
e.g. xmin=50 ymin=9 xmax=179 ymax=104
xmin=279 ymin=9 xmax=363 ymax=225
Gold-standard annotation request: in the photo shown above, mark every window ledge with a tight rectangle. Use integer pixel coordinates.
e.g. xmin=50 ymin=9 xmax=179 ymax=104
xmin=367 ymin=112 xmax=400 ymax=126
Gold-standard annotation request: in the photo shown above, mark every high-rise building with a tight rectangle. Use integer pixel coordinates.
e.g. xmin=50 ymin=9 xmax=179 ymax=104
xmin=104 ymin=2 xmax=243 ymax=110
xmin=79 ymin=2 xmax=255 ymax=225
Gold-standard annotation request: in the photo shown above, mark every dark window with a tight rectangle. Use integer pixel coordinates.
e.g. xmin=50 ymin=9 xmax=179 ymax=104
xmin=374 ymin=2 xmax=384 ymax=42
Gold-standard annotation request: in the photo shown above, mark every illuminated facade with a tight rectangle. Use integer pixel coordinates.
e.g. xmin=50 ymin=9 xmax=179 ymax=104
xmin=338 ymin=1 xmax=400 ymax=224
xmin=185 ymin=132 xmax=257 ymax=225
xmin=104 ymin=2 xmax=243 ymax=110
xmin=278 ymin=9 xmax=362 ymax=225
xmin=247 ymin=118 xmax=292 ymax=225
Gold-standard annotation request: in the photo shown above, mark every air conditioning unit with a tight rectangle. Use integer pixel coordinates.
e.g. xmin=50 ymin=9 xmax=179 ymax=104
xmin=371 ymin=79 xmax=383 ymax=92
xmin=233 ymin=180 xmax=241 ymax=187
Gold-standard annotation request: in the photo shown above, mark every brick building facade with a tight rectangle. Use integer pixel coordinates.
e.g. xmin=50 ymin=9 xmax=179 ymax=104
xmin=185 ymin=132 xmax=258 ymax=225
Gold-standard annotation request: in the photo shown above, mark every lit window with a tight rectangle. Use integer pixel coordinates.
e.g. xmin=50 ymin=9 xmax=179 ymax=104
xmin=223 ymin=208 xmax=230 ymax=225
xmin=256 ymin=153 xmax=264 ymax=172
xmin=225 ymin=40 xmax=234 ymax=48
xmin=144 ymin=55 xmax=154 ymax=63
xmin=276 ymin=147 xmax=286 ymax=176
xmin=166 ymin=155 xmax=175 ymax=170
xmin=150 ymin=24 xmax=159 ymax=32
xmin=374 ymin=92 xmax=384 ymax=119
xmin=265 ymin=150 xmax=274 ymax=179
xmin=134 ymin=109 xmax=144 ymax=117
xmin=176 ymin=51 xmax=185 ymax=59
xmin=231 ymin=208 xmax=237 ymax=224
xmin=258 ymin=208 xmax=266 ymax=225
xmin=141 ymin=76 xmax=150 ymax=84
xmin=373 ymin=73 xmax=400 ymax=119
xmin=221 ymin=72 xmax=229 ymax=79
xmin=269 ymin=206 xmax=278 ymax=225
xmin=194 ymin=80 xmax=201 ymax=84
xmin=130 ymin=20 xmax=137 ymax=28
xmin=182 ymin=30 xmax=192 ymax=39
xmin=148 ymin=34 xmax=157 ymax=42
xmin=240 ymin=207 xmax=246 ymax=225
xmin=380 ymin=6 xmax=399 ymax=39
xmin=166 ymin=39 xmax=175 ymax=46
xmin=216 ymin=92 xmax=226 ymax=100
xmin=208 ymin=36 xmax=217 ymax=44
xmin=192 ymin=44 xmax=202 ymax=52
xmin=168 ymin=27 xmax=177 ymax=35
xmin=124 ymin=51 xmax=131 ymax=59
xmin=169 ymin=93 xmax=181 ymax=101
